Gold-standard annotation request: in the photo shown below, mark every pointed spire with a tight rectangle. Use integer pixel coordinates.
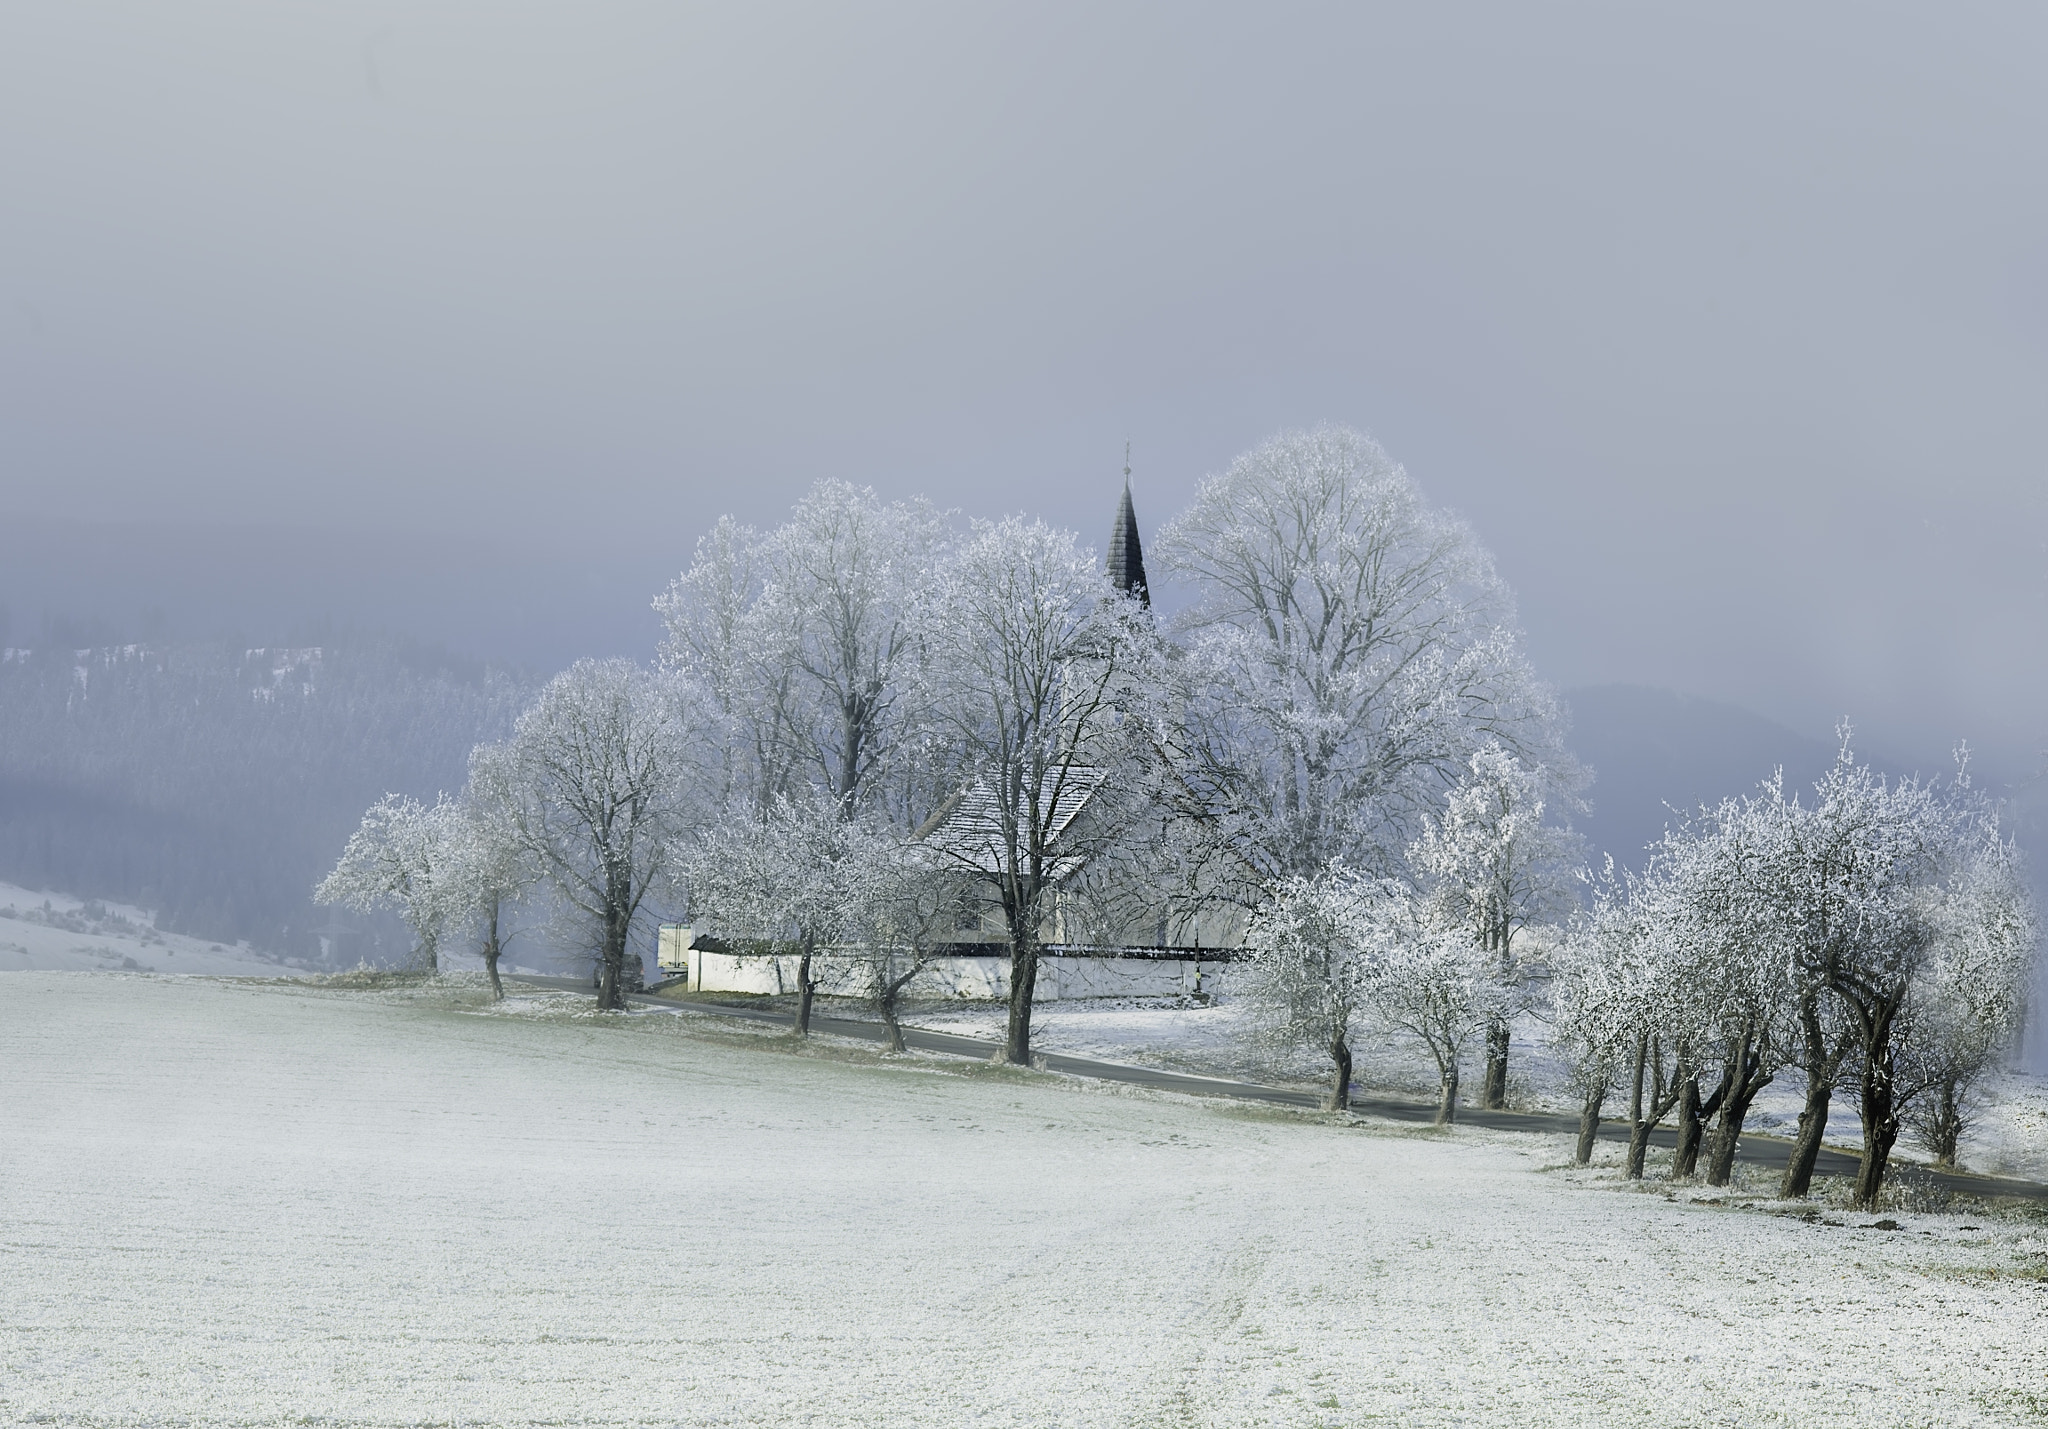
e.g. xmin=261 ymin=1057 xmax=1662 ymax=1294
xmin=1106 ymin=442 xmax=1149 ymax=606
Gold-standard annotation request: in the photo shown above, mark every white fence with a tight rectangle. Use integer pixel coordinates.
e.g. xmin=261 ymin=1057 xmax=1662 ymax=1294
xmin=665 ymin=933 xmax=1228 ymax=1002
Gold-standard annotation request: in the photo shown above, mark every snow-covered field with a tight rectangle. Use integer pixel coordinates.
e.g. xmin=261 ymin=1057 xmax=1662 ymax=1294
xmin=0 ymin=882 xmax=312 ymax=977
xmin=875 ymin=991 xmax=2048 ymax=1182
xmin=4 ymin=972 xmax=2046 ymax=1427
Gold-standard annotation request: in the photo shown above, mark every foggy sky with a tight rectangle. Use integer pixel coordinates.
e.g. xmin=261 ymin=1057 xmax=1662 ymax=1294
xmin=4 ymin=3 xmax=2045 ymax=776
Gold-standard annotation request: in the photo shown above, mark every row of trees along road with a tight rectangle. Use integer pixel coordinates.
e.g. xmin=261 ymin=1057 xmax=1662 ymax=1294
xmin=316 ymin=425 xmax=2036 ymax=1211
xmin=1548 ymin=737 xmax=2036 ymax=1210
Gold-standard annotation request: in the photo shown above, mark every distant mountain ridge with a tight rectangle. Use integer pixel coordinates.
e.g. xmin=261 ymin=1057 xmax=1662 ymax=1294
xmin=1562 ymin=684 xmax=1844 ymax=867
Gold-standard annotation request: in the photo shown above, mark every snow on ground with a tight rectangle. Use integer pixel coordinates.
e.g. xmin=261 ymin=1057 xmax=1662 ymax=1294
xmin=0 ymin=881 xmax=313 ymax=977
xmin=4 ymin=972 xmax=2046 ymax=1428
xmin=865 ymin=988 xmax=2048 ymax=1181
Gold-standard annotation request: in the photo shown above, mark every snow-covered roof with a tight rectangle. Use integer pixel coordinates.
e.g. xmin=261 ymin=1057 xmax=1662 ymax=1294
xmin=913 ymin=766 xmax=1107 ymax=876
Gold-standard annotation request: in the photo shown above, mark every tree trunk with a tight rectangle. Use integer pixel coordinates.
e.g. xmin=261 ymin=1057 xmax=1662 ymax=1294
xmin=1779 ymin=1072 xmax=1835 ymax=1200
xmin=876 ymin=950 xmax=926 ymax=1055
xmin=597 ymin=918 xmax=624 ymax=1012
xmin=1626 ymin=1040 xmax=1685 ymax=1181
xmin=1482 ymin=1015 xmax=1510 ymax=1111
xmin=1704 ymin=1080 xmax=1763 ymax=1187
xmin=1327 ymin=1024 xmax=1353 ymax=1112
xmin=1927 ymin=1077 xmax=1962 ymax=1169
xmin=1002 ymin=939 xmax=1039 ymax=1065
xmin=1673 ymin=1075 xmax=1705 ymax=1179
xmin=1705 ymin=1027 xmax=1773 ymax=1189
xmin=1433 ymin=1058 xmax=1460 ymax=1126
xmin=1625 ymin=1034 xmax=1650 ymax=1178
xmin=1853 ymin=1042 xmax=1901 ymax=1211
xmin=1778 ymin=996 xmax=1841 ymax=1199
xmin=1575 ymin=1086 xmax=1604 ymax=1165
xmin=795 ymin=929 xmax=816 ymax=1038
xmin=482 ymin=899 xmax=504 ymax=1001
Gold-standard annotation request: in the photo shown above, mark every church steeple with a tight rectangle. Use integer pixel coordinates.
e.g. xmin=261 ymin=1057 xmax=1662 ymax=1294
xmin=1106 ymin=443 xmax=1149 ymax=607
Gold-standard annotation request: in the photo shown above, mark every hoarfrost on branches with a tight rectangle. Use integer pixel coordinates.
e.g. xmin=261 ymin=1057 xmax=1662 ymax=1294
xmin=917 ymin=515 xmax=1155 ymax=1064
xmin=436 ymin=740 xmax=540 ymax=1000
xmin=1156 ymin=424 xmax=1573 ymax=896
xmin=1239 ymin=868 xmax=1379 ymax=1110
xmin=687 ymin=789 xmax=884 ymax=1035
xmin=498 ymin=659 xmax=703 ymax=1011
xmin=1410 ymin=740 xmax=1582 ymax=1110
xmin=314 ymin=793 xmax=463 ymax=972
xmin=655 ymin=481 xmax=953 ymax=828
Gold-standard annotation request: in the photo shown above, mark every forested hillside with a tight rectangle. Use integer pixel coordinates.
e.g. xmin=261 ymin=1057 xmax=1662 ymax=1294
xmin=0 ymin=641 xmax=529 ymax=959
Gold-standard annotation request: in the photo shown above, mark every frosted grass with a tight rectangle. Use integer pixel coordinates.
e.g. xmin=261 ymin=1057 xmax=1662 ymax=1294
xmin=3 ymin=971 xmax=2044 ymax=1427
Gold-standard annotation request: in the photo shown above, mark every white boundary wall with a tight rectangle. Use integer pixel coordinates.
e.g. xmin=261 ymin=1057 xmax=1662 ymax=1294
xmin=684 ymin=947 xmax=1228 ymax=1002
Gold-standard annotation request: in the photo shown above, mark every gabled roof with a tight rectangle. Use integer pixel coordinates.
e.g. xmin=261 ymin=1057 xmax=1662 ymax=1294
xmin=913 ymin=765 xmax=1108 ymax=877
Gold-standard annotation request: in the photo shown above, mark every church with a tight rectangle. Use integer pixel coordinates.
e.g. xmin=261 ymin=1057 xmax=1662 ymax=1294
xmin=667 ymin=474 xmax=1250 ymax=1000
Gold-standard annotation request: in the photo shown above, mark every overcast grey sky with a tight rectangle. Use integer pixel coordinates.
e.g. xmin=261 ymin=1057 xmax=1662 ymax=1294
xmin=3 ymin=2 xmax=2045 ymax=774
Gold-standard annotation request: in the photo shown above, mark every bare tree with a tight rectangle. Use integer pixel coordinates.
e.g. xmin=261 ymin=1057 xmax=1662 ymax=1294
xmin=314 ymin=792 xmax=461 ymax=971
xmin=1363 ymin=888 xmax=1506 ymax=1126
xmin=1238 ymin=868 xmax=1377 ymax=1110
xmin=918 ymin=515 xmax=1154 ymax=1065
xmin=1411 ymin=741 xmax=1581 ymax=1109
xmin=502 ymin=659 xmax=701 ymax=1012
xmin=1894 ymin=817 xmax=2035 ymax=1170
xmin=687 ymin=790 xmax=872 ymax=1036
xmin=439 ymin=740 xmax=539 ymax=1000
xmin=1155 ymin=425 xmax=1574 ymax=902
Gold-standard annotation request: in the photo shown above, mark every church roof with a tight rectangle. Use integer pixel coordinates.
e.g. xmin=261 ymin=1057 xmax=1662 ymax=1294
xmin=912 ymin=765 xmax=1107 ymax=877
xmin=1106 ymin=479 xmax=1149 ymax=606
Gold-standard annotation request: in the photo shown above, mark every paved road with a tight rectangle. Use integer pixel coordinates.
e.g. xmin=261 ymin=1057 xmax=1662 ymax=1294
xmin=510 ymin=975 xmax=2048 ymax=1203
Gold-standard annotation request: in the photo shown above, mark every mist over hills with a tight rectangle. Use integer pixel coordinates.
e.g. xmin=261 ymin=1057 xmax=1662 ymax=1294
xmin=0 ymin=640 xmax=528 ymax=958
xmin=1563 ymin=684 xmax=1844 ymax=868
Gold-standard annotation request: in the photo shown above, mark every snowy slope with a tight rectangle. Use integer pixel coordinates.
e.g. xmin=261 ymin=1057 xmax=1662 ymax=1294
xmin=0 ymin=881 xmax=312 ymax=977
xmin=3 ymin=973 xmax=2044 ymax=1428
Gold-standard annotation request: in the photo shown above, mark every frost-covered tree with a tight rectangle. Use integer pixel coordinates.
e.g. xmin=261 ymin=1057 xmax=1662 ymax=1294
xmin=314 ymin=793 xmax=462 ymax=971
xmin=1361 ymin=889 xmax=1507 ymax=1126
xmin=1894 ymin=830 xmax=2035 ymax=1168
xmin=438 ymin=741 xmax=539 ymax=1000
xmin=1239 ymin=868 xmax=1378 ymax=1110
xmin=1552 ymin=858 xmax=1715 ymax=1179
xmin=687 ymin=789 xmax=875 ymax=1036
xmin=1156 ymin=425 xmax=1573 ymax=900
xmin=1732 ymin=741 xmax=1954 ymax=1199
xmin=654 ymin=515 xmax=790 ymax=811
xmin=753 ymin=480 xmax=951 ymax=822
xmin=1893 ymin=814 xmax=2035 ymax=1170
xmin=1654 ymin=797 xmax=1798 ymax=1188
xmin=1549 ymin=871 xmax=1638 ymax=1165
xmin=655 ymin=483 xmax=952 ymax=829
xmin=1244 ymin=866 xmax=1508 ymax=1121
xmin=1719 ymin=736 xmax=2020 ymax=1207
xmin=848 ymin=837 xmax=970 ymax=1053
xmin=1411 ymin=741 xmax=1581 ymax=1109
xmin=919 ymin=516 xmax=1154 ymax=1065
xmin=500 ymin=659 xmax=702 ymax=1012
